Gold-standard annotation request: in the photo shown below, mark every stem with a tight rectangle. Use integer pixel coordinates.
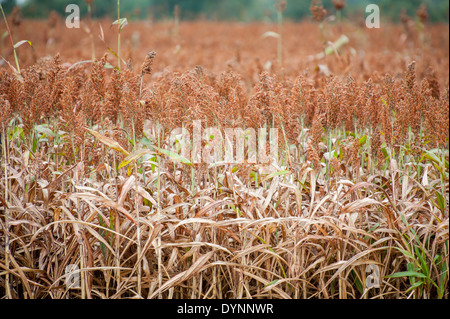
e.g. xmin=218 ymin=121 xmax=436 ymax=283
xmin=118 ymin=32 xmax=121 ymax=71
xmin=326 ymin=129 xmax=332 ymax=190
xmin=132 ymin=119 xmax=136 ymax=149
xmin=369 ymin=127 xmax=374 ymax=175
xmin=319 ymin=22 xmax=325 ymax=46
xmin=277 ymin=9 xmax=283 ymax=67
xmin=301 ymin=116 xmax=306 ymax=162
xmin=117 ymin=0 xmax=121 ymax=71
xmin=87 ymin=4 xmax=96 ymax=60
xmin=440 ymin=146 xmax=447 ymax=214
xmin=2 ymin=125 xmax=12 ymax=299
xmin=337 ymin=10 xmax=343 ymax=33
xmin=0 ymin=4 xmax=20 ymax=74
xmin=173 ymin=5 xmax=180 ymax=38
xmin=87 ymin=3 xmax=92 ymax=21
xmin=279 ymin=118 xmax=292 ymax=170
xmin=156 ymin=121 xmax=162 ymax=298
xmin=139 ymin=75 xmax=144 ymax=103
xmin=134 ymin=162 xmax=142 ymax=298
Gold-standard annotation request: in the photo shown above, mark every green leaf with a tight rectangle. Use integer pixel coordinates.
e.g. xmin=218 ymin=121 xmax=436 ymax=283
xmin=9 ymin=125 xmax=24 ymax=140
xmin=32 ymin=135 xmax=38 ymax=153
xmin=118 ymin=149 xmax=155 ymax=169
xmin=414 ymin=246 xmax=429 ymax=278
xmin=140 ymin=137 xmax=154 ymax=148
xmin=352 ymin=270 xmax=364 ymax=295
xmin=263 ymin=170 xmax=291 ymax=182
xmin=405 ymin=280 xmax=424 ymax=293
xmin=436 ymin=191 xmax=446 ymax=212
xmin=439 ymin=257 xmax=447 ymax=295
xmin=369 ymin=223 xmax=381 ymax=233
xmin=154 ymin=146 xmax=193 ymax=167
xmin=150 ymin=155 xmax=157 ymax=172
xmin=421 ymin=151 xmax=440 ymax=163
xmin=381 ymin=147 xmax=389 ymax=160
xmin=267 ymin=280 xmax=279 ymax=287
xmin=420 ymin=150 xmax=448 ymax=169
xmin=386 ymin=271 xmax=428 ymax=279
xmin=34 ymin=124 xmax=55 ymax=138
xmin=359 ymin=135 xmax=368 ymax=147
xmin=395 ymin=248 xmax=415 ymax=260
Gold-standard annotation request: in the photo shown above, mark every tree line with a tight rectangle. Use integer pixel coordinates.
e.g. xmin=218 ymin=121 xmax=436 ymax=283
xmin=1 ymin=0 xmax=449 ymax=23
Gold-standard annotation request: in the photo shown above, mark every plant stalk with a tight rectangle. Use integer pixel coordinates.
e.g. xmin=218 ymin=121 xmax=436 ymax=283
xmin=117 ymin=0 xmax=121 ymax=71
xmin=0 ymin=4 xmax=21 ymax=74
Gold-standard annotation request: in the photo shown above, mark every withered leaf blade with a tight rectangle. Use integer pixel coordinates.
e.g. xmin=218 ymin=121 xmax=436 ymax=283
xmin=86 ymin=128 xmax=130 ymax=157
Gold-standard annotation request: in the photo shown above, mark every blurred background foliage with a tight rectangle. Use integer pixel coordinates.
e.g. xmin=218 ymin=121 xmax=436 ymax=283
xmin=0 ymin=0 xmax=449 ymax=22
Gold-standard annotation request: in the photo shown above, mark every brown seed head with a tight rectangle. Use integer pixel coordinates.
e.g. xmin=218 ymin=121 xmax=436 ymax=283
xmin=307 ymin=141 xmax=321 ymax=172
xmin=330 ymin=157 xmax=341 ymax=177
xmin=276 ymin=0 xmax=287 ymax=13
xmin=0 ymin=95 xmax=11 ymax=128
xmin=141 ymin=51 xmax=157 ymax=76
xmin=405 ymin=61 xmax=416 ymax=91
xmin=426 ymin=67 xmax=440 ymax=99
xmin=400 ymin=9 xmax=411 ymax=25
xmin=48 ymin=10 xmax=60 ymax=29
xmin=332 ymin=0 xmax=346 ymax=11
xmin=11 ymin=6 xmax=22 ymax=27
xmin=417 ymin=3 xmax=428 ymax=24
xmin=310 ymin=0 xmax=327 ymax=23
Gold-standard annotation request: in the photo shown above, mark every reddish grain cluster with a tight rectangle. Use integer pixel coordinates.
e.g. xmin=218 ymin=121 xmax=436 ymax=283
xmin=0 ymin=7 xmax=448 ymax=300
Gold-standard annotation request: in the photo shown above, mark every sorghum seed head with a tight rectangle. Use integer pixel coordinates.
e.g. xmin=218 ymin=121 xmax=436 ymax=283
xmin=141 ymin=51 xmax=157 ymax=76
xmin=405 ymin=61 xmax=416 ymax=91
xmin=332 ymin=0 xmax=346 ymax=11
xmin=276 ymin=0 xmax=287 ymax=13
xmin=11 ymin=6 xmax=22 ymax=27
xmin=310 ymin=0 xmax=327 ymax=23
xmin=417 ymin=3 xmax=428 ymax=24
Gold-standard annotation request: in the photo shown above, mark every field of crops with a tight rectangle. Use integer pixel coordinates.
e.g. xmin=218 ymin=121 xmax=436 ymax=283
xmin=0 ymin=4 xmax=449 ymax=300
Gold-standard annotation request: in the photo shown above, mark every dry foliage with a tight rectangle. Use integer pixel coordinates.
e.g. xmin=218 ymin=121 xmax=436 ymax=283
xmin=0 ymin=14 xmax=448 ymax=299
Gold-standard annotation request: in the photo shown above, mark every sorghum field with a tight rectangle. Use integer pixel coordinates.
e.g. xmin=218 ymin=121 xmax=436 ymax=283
xmin=0 ymin=3 xmax=449 ymax=300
